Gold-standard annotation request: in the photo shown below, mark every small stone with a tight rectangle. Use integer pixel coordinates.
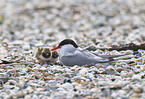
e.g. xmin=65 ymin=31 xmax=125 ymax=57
xmin=48 ymin=80 xmax=57 ymax=87
xmin=28 ymin=68 xmax=35 ymax=72
xmin=63 ymin=78 xmax=72 ymax=83
xmin=59 ymin=83 xmax=74 ymax=91
xmin=44 ymin=77 xmax=55 ymax=80
xmin=43 ymin=91 xmax=51 ymax=96
xmin=98 ymin=68 xmax=107 ymax=74
xmin=51 ymin=92 xmax=67 ymax=99
xmin=116 ymin=67 xmax=124 ymax=73
xmin=56 ymin=87 xmax=66 ymax=92
xmin=17 ymin=90 xmax=27 ymax=98
xmin=16 ymin=81 xmax=25 ymax=88
xmin=125 ymin=71 xmax=134 ymax=77
xmin=79 ymin=68 xmax=88 ymax=76
xmin=25 ymin=86 xmax=34 ymax=93
xmin=133 ymin=88 xmax=143 ymax=93
xmin=23 ymin=44 xmax=30 ymax=51
xmin=43 ymin=72 xmax=49 ymax=77
xmin=32 ymin=94 xmax=38 ymax=99
xmin=131 ymin=75 xmax=141 ymax=81
xmin=24 ymin=95 xmax=31 ymax=99
xmin=36 ymin=88 xmax=44 ymax=93
xmin=0 ymin=69 xmax=4 ymax=73
xmin=106 ymin=66 xmax=116 ymax=75
xmin=84 ymin=96 xmax=95 ymax=99
xmin=8 ymin=80 xmax=17 ymax=85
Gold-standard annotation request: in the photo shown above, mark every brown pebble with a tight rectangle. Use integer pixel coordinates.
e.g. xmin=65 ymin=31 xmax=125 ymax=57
xmin=135 ymin=59 xmax=142 ymax=62
xmin=116 ymin=67 xmax=124 ymax=73
xmin=43 ymin=72 xmax=49 ymax=77
xmin=44 ymin=77 xmax=54 ymax=80
xmin=35 ymin=75 xmax=41 ymax=79
xmin=38 ymin=69 xmax=44 ymax=72
xmin=133 ymin=88 xmax=143 ymax=93
xmin=100 ymin=71 xmax=107 ymax=74
xmin=0 ymin=86 xmax=4 ymax=89
xmin=28 ymin=68 xmax=35 ymax=72
xmin=128 ymin=63 xmax=136 ymax=66
xmin=85 ymin=96 xmax=96 ymax=99
xmin=62 ymin=73 xmax=71 ymax=77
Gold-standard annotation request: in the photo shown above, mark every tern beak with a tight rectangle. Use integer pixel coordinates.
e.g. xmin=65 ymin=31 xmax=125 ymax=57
xmin=52 ymin=46 xmax=61 ymax=51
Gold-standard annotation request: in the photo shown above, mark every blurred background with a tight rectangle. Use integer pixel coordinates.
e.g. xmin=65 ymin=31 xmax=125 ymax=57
xmin=0 ymin=0 xmax=145 ymax=45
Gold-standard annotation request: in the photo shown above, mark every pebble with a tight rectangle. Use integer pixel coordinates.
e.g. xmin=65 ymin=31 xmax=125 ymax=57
xmin=106 ymin=66 xmax=116 ymax=75
xmin=125 ymin=71 xmax=134 ymax=77
xmin=25 ymin=86 xmax=34 ymax=93
xmin=17 ymin=90 xmax=27 ymax=98
xmin=23 ymin=44 xmax=30 ymax=51
xmin=131 ymin=75 xmax=141 ymax=81
xmin=32 ymin=94 xmax=38 ymax=99
xmin=133 ymin=88 xmax=143 ymax=93
xmin=51 ymin=92 xmax=67 ymax=99
xmin=79 ymin=68 xmax=88 ymax=76
xmin=116 ymin=67 xmax=124 ymax=73
xmin=56 ymin=87 xmax=66 ymax=92
xmin=8 ymin=80 xmax=17 ymax=85
xmin=48 ymin=80 xmax=58 ymax=87
xmin=63 ymin=78 xmax=72 ymax=83
xmin=59 ymin=83 xmax=74 ymax=91
xmin=0 ymin=69 xmax=4 ymax=73
xmin=24 ymin=95 xmax=31 ymax=99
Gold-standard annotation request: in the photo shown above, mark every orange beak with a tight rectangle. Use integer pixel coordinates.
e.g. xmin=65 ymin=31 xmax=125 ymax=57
xmin=52 ymin=46 xmax=61 ymax=51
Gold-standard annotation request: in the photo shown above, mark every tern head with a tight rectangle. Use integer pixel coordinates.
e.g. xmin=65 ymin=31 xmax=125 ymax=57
xmin=52 ymin=39 xmax=78 ymax=51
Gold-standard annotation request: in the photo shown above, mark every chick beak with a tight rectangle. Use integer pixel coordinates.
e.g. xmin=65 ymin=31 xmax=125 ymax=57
xmin=46 ymin=53 xmax=49 ymax=56
xmin=52 ymin=46 xmax=61 ymax=51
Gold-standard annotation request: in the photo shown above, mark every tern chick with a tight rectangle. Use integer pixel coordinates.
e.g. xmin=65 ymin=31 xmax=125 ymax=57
xmin=35 ymin=47 xmax=58 ymax=64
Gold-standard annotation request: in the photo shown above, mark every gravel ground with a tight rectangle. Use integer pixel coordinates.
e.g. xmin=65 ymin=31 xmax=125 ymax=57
xmin=0 ymin=0 xmax=145 ymax=99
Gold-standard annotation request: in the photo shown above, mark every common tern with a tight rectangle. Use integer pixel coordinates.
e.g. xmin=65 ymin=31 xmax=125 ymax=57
xmin=35 ymin=47 xmax=58 ymax=64
xmin=52 ymin=39 xmax=113 ymax=66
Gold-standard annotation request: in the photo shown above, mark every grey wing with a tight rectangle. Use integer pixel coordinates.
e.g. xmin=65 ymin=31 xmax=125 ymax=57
xmin=78 ymin=49 xmax=111 ymax=62
xmin=60 ymin=52 xmax=86 ymax=66
xmin=61 ymin=49 xmax=110 ymax=66
xmin=78 ymin=49 xmax=104 ymax=59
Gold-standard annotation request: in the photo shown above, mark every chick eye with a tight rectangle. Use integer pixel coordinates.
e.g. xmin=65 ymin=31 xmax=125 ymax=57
xmin=42 ymin=52 xmax=51 ymax=58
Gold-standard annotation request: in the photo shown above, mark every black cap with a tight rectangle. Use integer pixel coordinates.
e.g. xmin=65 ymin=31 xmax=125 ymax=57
xmin=58 ymin=39 xmax=78 ymax=48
